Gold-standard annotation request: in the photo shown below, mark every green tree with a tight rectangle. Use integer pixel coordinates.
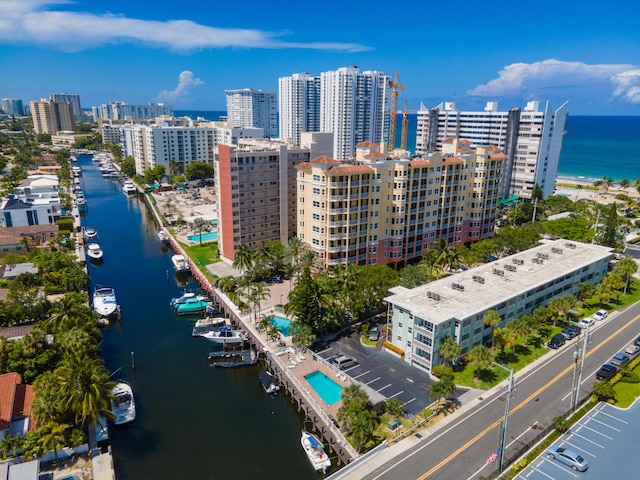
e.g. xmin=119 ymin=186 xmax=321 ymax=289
xmin=247 ymin=282 xmax=270 ymax=325
xmin=552 ymin=416 xmax=569 ymax=433
xmin=338 ymin=384 xmax=372 ymax=432
xmin=121 ymin=156 xmax=136 ymax=177
xmin=185 ymin=161 xmax=214 ymax=180
xmin=531 ymin=183 xmax=544 ymax=203
xmin=614 ymin=256 xmax=638 ymax=294
xmin=40 ymin=422 xmax=69 ymax=463
xmin=593 ymin=380 xmax=615 ymax=402
xmin=232 ymin=245 xmax=253 ymax=274
xmin=385 ymin=398 xmax=404 ymax=417
xmin=467 ymin=344 xmax=493 ymax=379
xmin=190 ymin=218 xmax=210 ymax=246
xmin=350 ymin=408 xmax=379 ymax=452
xmin=290 ymin=322 xmax=316 ymax=350
xmin=426 ymin=375 xmax=456 ymax=410
xmin=483 ymin=310 xmax=501 ymax=352
xmin=438 ymin=336 xmax=462 ymax=366
xmin=599 ymin=202 xmax=619 ymax=248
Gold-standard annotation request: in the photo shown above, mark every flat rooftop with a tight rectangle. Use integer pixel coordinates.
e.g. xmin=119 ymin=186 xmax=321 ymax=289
xmin=386 ymin=239 xmax=613 ymax=324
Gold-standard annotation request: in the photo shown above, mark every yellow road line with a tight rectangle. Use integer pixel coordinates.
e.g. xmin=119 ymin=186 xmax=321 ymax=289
xmin=417 ymin=312 xmax=640 ymax=480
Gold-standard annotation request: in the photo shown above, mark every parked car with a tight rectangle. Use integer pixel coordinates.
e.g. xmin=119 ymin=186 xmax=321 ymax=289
xmin=625 ymin=344 xmax=640 ymax=356
xmin=546 ymin=446 xmax=588 ymax=472
xmin=610 ymin=352 xmax=630 ymax=366
xmin=596 ymin=364 xmax=618 ymax=380
xmin=368 ymin=327 xmax=380 ymax=341
xmin=592 ymin=309 xmax=608 ymax=321
xmin=548 ymin=334 xmax=566 ymax=349
xmin=578 ymin=317 xmax=594 ymax=329
xmin=331 ymin=354 xmax=358 ymax=370
xmin=560 ymin=325 xmax=581 ymax=340
xmin=266 ymin=275 xmax=283 ymax=284
xmin=634 ymin=335 xmax=640 ymax=348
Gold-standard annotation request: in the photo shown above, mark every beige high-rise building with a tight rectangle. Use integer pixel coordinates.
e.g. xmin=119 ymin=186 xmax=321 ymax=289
xmin=296 ymin=141 xmax=504 ymax=269
xmin=30 ymin=99 xmax=76 ymax=134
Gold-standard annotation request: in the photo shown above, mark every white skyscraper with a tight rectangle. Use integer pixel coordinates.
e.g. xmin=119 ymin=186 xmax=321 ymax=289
xmin=416 ymin=100 xmax=568 ymax=198
xmin=279 ymin=67 xmax=390 ymax=161
xmin=278 ymin=73 xmax=321 ymax=145
xmin=225 ymin=89 xmax=278 ymax=138
xmin=1 ymin=98 xmax=24 ymax=116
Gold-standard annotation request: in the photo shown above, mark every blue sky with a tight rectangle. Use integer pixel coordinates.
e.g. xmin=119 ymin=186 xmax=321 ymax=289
xmin=1 ymin=0 xmax=639 ymax=115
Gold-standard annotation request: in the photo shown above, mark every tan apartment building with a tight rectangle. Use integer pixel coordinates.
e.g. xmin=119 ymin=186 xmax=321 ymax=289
xmin=29 ymin=99 xmax=76 ymax=134
xmin=296 ymin=141 xmax=504 ymax=269
xmin=215 ymin=138 xmax=312 ymax=263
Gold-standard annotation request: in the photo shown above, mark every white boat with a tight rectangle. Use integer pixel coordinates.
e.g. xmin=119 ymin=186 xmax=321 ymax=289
xmin=171 ymin=254 xmax=190 ymax=273
xmin=301 ymin=430 xmax=331 ymax=473
xmin=87 ymin=243 xmax=104 ymax=261
xmin=84 ymin=226 xmax=98 ymax=240
xmin=259 ymin=370 xmax=280 ymax=395
xmin=158 ymin=230 xmax=170 ymax=243
xmin=122 ymin=180 xmax=137 ymax=195
xmin=76 ymin=195 xmax=87 ymax=210
xmin=110 ymin=381 xmax=136 ymax=426
xmin=201 ymin=326 xmax=247 ymax=345
xmin=92 ymin=286 xmax=119 ymax=317
xmin=192 ymin=317 xmax=227 ymax=337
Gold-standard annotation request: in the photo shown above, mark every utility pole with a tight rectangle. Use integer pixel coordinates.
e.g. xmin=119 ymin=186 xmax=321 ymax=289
xmin=532 ymin=198 xmax=538 ymax=222
xmin=573 ymin=322 xmax=591 ymax=410
xmin=493 ymin=362 xmax=515 ymax=473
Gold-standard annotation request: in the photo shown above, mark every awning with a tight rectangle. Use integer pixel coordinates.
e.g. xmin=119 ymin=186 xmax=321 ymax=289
xmin=498 ymin=195 xmax=519 ymax=205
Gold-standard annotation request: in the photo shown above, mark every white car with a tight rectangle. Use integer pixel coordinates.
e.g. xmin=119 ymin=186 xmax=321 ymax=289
xmin=578 ymin=317 xmax=594 ymax=329
xmin=593 ymin=309 xmax=608 ymax=321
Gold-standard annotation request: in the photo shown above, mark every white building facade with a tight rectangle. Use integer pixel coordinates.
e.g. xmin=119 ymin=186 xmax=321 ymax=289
xmin=416 ymin=101 xmax=568 ymax=199
xmin=225 ymin=89 xmax=278 ymax=138
xmin=92 ymin=102 xmax=174 ymax=121
xmin=385 ymin=239 xmax=612 ymax=374
xmin=278 ymin=73 xmax=321 ymax=145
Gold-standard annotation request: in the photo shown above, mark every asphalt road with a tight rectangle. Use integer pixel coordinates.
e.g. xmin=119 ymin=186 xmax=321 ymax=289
xmin=355 ymin=300 xmax=640 ymax=480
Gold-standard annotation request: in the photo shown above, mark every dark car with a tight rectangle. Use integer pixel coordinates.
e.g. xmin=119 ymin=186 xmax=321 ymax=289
xmin=596 ymin=364 xmax=618 ymax=380
xmin=634 ymin=335 xmax=640 ymax=348
xmin=561 ymin=325 xmax=581 ymax=340
xmin=548 ymin=334 xmax=566 ymax=349
xmin=266 ymin=275 xmax=283 ymax=284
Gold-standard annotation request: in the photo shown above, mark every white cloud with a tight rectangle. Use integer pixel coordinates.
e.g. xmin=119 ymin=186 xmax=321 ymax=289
xmin=155 ymin=71 xmax=204 ymax=103
xmin=467 ymin=59 xmax=640 ymax=104
xmin=0 ymin=1 xmax=370 ymax=53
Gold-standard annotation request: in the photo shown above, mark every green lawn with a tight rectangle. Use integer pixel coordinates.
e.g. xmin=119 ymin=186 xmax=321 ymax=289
xmin=180 ymin=241 xmax=220 ymax=270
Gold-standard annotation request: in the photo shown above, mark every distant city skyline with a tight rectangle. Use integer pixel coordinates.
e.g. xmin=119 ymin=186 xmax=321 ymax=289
xmin=1 ymin=0 xmax=639 ymax=115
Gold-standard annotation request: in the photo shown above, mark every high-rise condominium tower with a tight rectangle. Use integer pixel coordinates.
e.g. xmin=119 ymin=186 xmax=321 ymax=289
xmin=225 ymin=89 xmax=278 ymax=139
xmin=416 ymin=100 xmax=568 ymax=199
xmin=30 ymin=99 xmax=76 ymax=134
xmin=50 ymin=93 xmax=82 ymax=120
xmin=279 ymin=67 xmax=390 ymax=161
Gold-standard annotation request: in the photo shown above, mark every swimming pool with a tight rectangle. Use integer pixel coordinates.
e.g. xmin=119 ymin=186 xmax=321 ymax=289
xmin=187 ymin=232 xmax=218 ymax=242
xmin=304 ymin=370 xmax=343 ymax=406
xmin=269 ymin=315 xmax=291 ymax=337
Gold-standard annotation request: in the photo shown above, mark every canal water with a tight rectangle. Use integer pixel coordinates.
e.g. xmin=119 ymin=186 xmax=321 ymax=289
xmin=77 ymin=155 xmax=322 ymax=479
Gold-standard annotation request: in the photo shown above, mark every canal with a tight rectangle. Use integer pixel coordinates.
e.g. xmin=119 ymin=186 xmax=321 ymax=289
xmin=77 ymin=155 xmax=321 ymax=479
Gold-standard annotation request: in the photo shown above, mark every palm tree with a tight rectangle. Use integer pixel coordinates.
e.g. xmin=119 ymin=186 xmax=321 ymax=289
xmin=602 ymin=176 xmax=614 ymax=194
xmin=40 ymin=422 xmax=69 ymax=463
xmin=467 ymin=344 xmax=493 ymax=379
xmin=44 ymin=292 xmax=95 ymax=334
xmin=483 ymin=310 xmax=502 ymax=352
xmin=493 ymin=327 xmax=517 ymax=359
xmin=426 ymin=376 xmax=456 ymax=410
xmin=290 ymin=322 xmax=316 ymax=351
xmin=232 ymin=245 xmax=253 ymax=274
xmin=385 ymin=398 xmax=404 ymax=418
xmin=349 ymin=408 xmax=379 ymax=452
xmin=55 ymin=350 xmax=115 ymax=429
xmin=438 ymin=336 xmax=462 ymax=365
xmin=596 ymin=283 xmax=613 ymax=306
xmin=190 ymin=218 xmax=209 ymax=246
xmin=615 ymin=256 xmax=638 ymax=294
xmin=247 ymin=282 xmax=270 ymax=325
xmin=575 ymin=184 xmax=583 ymax=202
xmin=619 ymin=179 xmax=630 ymax=190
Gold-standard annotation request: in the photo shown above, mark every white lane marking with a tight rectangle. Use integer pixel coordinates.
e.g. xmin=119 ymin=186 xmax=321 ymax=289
xmin=353 ymin=370 xmax=371 ymax=379
xmin=567 ymin=431 xmax=605 ymax=448
xmin=594 ymin=409 xmax=628 ymax=424
xmin=376 ymin=383 xmax=392 ymax=392
xmin=579 ymin=423 xmax=613 ymax=440
xmin=387 ymin=390 xmax=404 ymax=399
xmin=365 ymin=377 xmax=381 ymax=385
xmin=588 ymin=416 xmax=621 ymax=432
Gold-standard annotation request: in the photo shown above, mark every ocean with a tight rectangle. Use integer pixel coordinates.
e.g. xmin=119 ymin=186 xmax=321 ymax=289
xmin=175 ymin=111 xmax=640 ymax=184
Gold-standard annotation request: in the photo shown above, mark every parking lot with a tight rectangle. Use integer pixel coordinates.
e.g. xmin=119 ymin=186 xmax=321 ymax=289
xmin=514 ymin=400 xmax=640 ymax=479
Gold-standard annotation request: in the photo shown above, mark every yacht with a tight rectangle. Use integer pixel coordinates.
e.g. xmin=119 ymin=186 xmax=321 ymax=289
xmin=122 ymin=180 xmax=137 ymax=195
xmin=110 ymin=381 xmax=136 ymax=426
xmin=192 ymin=317 xmax=227 ymax=337
xmin=301 ymin=430 xmax=331 ymax=473
xmin=171 ymin=254 xmax=190 ymax=273
xmin=259 ymin=370 xmax=280 ymax=395
xmin=92 ymin=286 xmax=119 ymax=317
xmin=201 ymin=326 xmax=247 ymax=345
xmin=87 ymin=243 xmax=104 ymax=261
xmin=84 ymin=226 xmax=98 ymax=240
xmin=170 ymin=292 xmax=212 ymax=315
xmin=157 ymin=230 xmax=170 ymax=243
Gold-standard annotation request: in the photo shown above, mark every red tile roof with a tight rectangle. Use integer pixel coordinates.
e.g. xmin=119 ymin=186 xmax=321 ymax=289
xmin=0 ymin=372 xmax=35 ymax=432
xmin=408 ymin=160 xmax=432 ymax=167
xmin=356 ymin=141 xmax=379 ymax=148
xmin=310 ymin=156 xmax=340 ymax=165
xmin=295 ymin=162 xmax=312 ymax=170
xmin=489 ymin=152 xmax=507 ymax=159
xmin=327 ymin=165 xmax=373 ymax=174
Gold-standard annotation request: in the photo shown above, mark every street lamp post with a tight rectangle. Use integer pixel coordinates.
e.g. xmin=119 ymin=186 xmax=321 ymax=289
xmin=572 ymin=322 xmax=591 ymax=411
xmin=493 ymin=361 xmax=515 ymax=473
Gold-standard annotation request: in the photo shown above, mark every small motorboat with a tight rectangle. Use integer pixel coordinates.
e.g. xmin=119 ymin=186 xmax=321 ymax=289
xmin=171 ymin=254 xmax=190 ymax=273
xmin=87 ymin=243 xmax=104 ymax=261
xmin=93 ymin=286 xmax=119 ymax=317
xmin=259 ymin=370 xmax=280 ymax=395
xmin=192 ymin=317 xmax=227 ymax=337
xmin=171 ymin=292 xmax=212 ymax=315
xmin=122 ymin=180 xmax=137 ymax=195
xmin=301 ymin=430 xmax=331 ymax=473
xmin=110 ymin=381 xmax=136 ymax=426
xmin=157 ymin=230 xmax=170 ymax=243
xmin=84 ymin=226 xmax=98 ymax=240
xmin=201 ymin=326 xmax=247 ymax=345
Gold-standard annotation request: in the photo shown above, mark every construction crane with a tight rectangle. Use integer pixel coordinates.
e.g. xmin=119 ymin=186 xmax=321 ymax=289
xmin=387 ymin=71 xmax=405 ymax=152
xmin=400 ymin=100 xmax=409 ymax=151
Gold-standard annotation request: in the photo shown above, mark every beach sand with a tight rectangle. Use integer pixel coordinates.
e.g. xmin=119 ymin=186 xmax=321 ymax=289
xmin=554 ymin=179 xmax=640 ymax=204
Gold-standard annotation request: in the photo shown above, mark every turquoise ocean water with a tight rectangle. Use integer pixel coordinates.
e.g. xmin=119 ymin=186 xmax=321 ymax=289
xmin=176 ymin=111 xmax=640 ymax=184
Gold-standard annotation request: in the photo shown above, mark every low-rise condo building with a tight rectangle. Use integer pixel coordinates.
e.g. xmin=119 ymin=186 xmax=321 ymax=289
xmin=384 ymin=239 xmax=612 ymax=374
